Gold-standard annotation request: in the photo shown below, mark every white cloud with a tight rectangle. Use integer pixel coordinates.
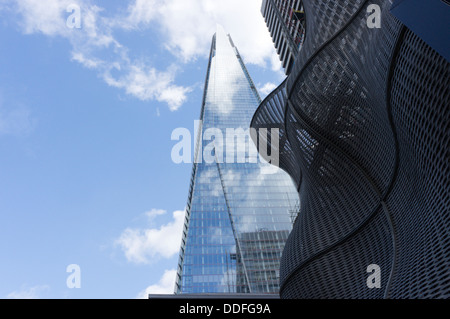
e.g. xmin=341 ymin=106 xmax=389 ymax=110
xmin=13 ymin=0 xmax=74 ymax=36
xmin=115 ymin=209 xmax=185 ymax=264
xmin=123 ymin=0 xmax=159 ymax=28
xmin=12 ymin=0 xmax=117 ymax=47
xmin=71 ymin=51 xmax=103 ymax=69
xmin=258 ymin=82 xmax=278 ymax=98
xmin=0 ymin=94 xmax=36 ymax=137
xmin=136 ymin=269 xmax=177 ymax=298
xmin=2 ymin=0 xmax=191 ymax=111
xmin=0 ymin=107 xmax=36 ymax=136
xmin=103 ymin=63 xmax=192 ymax=111
xmin=6 ymin=285 xmax=50 ymax=299
xmin=1 ymin=0 xmax=281 ymax=111
xmin=145 ymin=208 xmax=166 ymax=219
xmin=123 ymin=0 xmax=281 ymax=69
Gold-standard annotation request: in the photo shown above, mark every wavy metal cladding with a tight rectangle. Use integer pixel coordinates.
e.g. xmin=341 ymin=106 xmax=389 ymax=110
xmin=250 ymin=0 xmax=449 ymax=298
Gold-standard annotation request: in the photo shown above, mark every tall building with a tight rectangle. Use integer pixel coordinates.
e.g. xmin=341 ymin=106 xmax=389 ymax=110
xmin=174 ymin=26 xmax=299 ymax=295
xmin=251 ymin=0 xmax=449 ymax=298
xmin=261 ymin=0 xmax=306 ymax=74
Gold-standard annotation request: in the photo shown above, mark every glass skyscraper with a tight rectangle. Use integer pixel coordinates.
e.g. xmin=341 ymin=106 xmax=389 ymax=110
xmin=175 ymin=26 xmax=299 ymax=295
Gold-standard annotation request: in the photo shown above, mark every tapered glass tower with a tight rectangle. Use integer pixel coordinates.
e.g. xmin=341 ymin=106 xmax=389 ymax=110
xmin=175 ymin=26 xmax=299 ymax=295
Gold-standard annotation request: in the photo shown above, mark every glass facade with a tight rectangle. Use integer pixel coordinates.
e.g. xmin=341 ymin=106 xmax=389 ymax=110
xmin=175 ymin=26 xmax=299 ymax=294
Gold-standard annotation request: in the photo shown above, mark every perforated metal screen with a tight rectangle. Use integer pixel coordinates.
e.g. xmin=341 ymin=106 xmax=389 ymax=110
xmin=251 ymin=0 xmax=449 ymax=298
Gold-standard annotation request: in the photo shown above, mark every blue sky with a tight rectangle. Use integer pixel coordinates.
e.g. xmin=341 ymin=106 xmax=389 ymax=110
xmin=0 ymin=0 xmax=284 ymax=298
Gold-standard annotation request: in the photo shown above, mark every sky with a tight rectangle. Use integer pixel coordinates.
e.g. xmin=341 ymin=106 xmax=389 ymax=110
xmin=0 ymin=0 xmax=285 ymax=299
